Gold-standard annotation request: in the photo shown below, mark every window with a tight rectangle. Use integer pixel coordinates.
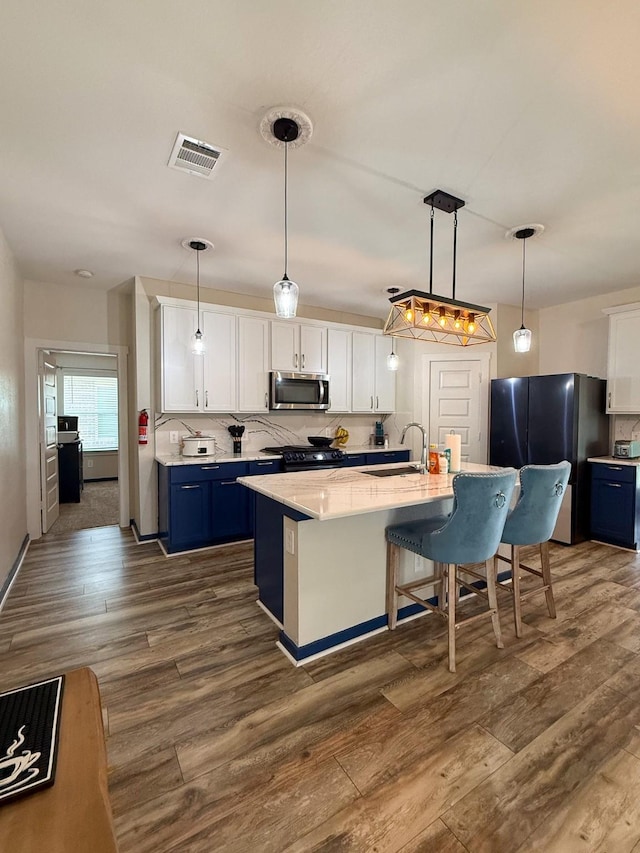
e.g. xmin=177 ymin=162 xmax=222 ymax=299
xmin=63 ymin=375 xmax=118 ymax=451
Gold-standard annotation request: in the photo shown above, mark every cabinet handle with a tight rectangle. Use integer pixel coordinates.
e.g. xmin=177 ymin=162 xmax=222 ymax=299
xmin=220 ymin=481 xmax=237 ymax=486
xmin=201 ymin=465 xmax=220 ymax=470
xmin=607 ymin=466 xmax=623 ymax=471
xmin=205 ymin=390 xmax=208 ymax=408
xmin=180 ymin=484 xmax=200 ymax=490
xmin=606 ymin=483 xmax=622 ymax=488
xmin=302 ymin=354 xmax=305 ymax=369
xmin=255 ymin=461 xmax=273 ymax=466
xmin=370 ymin=396 xmax=373 ymax=409
xmin=294 ymin=353 xmax=298 ymax=369
xmin=376 ymin=395 xmax=379 ymax=409
xmin=265 ymin=392 xmax=269 ymax=409
xmin=608 ymin=391 xmax=611 ymax=407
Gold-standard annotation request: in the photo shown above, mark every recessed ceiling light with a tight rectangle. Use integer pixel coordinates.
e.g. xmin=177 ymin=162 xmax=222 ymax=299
xmin=181 ymin=237 xmax=214 ymax=252
xmin=74 ymin=269 xmax=94 ymax=278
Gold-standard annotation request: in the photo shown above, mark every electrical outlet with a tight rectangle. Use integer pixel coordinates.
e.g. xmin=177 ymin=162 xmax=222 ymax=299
xmin=286 ymin=529 xmax=295 ymax=555
xmin=169 ymin=431 xmax=179 ymax=444
xmin=86 ymin=459 xmax=94 ymax=468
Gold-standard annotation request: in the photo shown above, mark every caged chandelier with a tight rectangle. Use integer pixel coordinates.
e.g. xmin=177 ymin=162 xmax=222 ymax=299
xmin=383 ymin=190 xmax=496 ymax=347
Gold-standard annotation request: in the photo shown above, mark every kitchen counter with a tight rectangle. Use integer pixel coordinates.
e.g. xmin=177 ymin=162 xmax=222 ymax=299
xmin=241 ymin=461 xmax=504 ymax=664
xmin=588 ymin=456 xmax=640 ymax=466
xmin=238 ymin=461 xmax=498 ymax=521
xmin=155 ymin=444 xmax=408 ymax=467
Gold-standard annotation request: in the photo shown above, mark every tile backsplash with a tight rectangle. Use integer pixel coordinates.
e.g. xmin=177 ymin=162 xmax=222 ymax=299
xmin=614 ymin=414 xmax=640 ymax=442
xmin=154 ymin=411 xmax=409 ymax=457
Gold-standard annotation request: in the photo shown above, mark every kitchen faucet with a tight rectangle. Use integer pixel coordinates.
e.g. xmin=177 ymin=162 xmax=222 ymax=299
xmin=400 ymin=422 xmax=428 ymax=473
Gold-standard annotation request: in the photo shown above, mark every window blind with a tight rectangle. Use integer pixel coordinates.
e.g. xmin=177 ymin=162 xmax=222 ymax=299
xmin=62 ymin=375 xmax=119 ymax=451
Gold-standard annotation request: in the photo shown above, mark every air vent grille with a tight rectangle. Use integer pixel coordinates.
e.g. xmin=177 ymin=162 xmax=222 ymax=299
xmin=168 ymin=133 xmax=226 ymax=179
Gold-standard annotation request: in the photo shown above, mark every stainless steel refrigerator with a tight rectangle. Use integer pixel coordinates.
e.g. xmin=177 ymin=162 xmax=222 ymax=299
xmin=489 ymin=373 xmax=609 ymax=544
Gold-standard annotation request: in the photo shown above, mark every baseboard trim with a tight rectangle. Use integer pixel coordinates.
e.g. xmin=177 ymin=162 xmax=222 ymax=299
xmin=0 ymin=534 xmax=30 ymax=613
xmin=130 ymin=519 xmax=159 ymax=544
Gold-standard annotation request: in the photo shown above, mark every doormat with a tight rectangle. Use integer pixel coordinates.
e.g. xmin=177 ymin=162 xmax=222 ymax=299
xmin=0 ymin=675 xmax=64 ymax=803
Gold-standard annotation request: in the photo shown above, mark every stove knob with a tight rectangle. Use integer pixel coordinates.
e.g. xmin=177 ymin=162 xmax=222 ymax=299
xmin=332 ymin=451 xmax=340 ymax=458
xmin=297 ymin=452 xmax=304 ymax=461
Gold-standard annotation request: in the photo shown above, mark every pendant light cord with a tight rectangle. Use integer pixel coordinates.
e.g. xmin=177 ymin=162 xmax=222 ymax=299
xmin=196 ymin=247 xmax=201 ymax=332
xmin=521 ymin=236 xmax=526 ymax=326
xmin=283 ymin=142 xmax=289 ymax=278
xmin=429 ymin=205 xmax=434 ymax=294
xmin=452 ymin=209 xmax=458 ymax=301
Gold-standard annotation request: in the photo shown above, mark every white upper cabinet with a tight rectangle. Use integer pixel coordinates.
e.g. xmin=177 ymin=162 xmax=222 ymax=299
xmin=374 ymin=335 xmax=396 ymax=412
xmin=160 ymin=304 xmax=202 ymax=413
xmin=605 ymin=304 xmax=640 ymax=413
xmin=271 ymin=322 xmax=327 ymax=374
xmin=201 ymin=309 xmax=236 ymax=412
xmin=351 ymin=332 xmax=376 ymax=411
xmin=351 ymin=331 xmax=396 ymax=413
xmin=238 ymin=316 xmax=270 ymax=412
xmin=160 ymin=304 xmax=236 ymax=413
xmin=327 ymin=328 xmax=351 ymax=412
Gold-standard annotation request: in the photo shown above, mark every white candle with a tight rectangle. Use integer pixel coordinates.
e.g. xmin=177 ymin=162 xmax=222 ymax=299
xmin=445 ymin=432 xmax=462 ymax=472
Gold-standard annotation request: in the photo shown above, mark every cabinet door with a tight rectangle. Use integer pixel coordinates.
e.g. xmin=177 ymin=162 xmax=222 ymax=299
xmin=374 ymin=335 xmax=396 ymax=412
xmin=211 ymin=478 xmax=251 ymax=540
xmin=351 ymin=332 xmax=375 ymax=412
xmin=300 ymin=324 xmax=327 ymax=374
xmin=590 ymin=477 xmax=635 ymax=546
xmin=161 ymin=305 xmax=202 ymax=412
xmin=169 ymin=482 xmax=211 ymax=549
xmin=327 ymin=328 xmax=351 ymax=412
xmin=202 ymin=310 xmax=236 ymax=412
xmin=271 ymin=322 xmax=299 ymax=372
xmin=607 ymin=309 xmax=640 ymax=413
xmin=238 ymin=316 xmax=270 ymax=412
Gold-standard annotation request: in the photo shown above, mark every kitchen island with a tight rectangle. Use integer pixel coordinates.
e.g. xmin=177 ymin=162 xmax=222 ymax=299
xmin=238 ymin=461 xmax=502 ymax=664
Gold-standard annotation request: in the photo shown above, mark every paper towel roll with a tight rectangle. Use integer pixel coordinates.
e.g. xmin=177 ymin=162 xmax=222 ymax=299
xmin=445 ymin=432 xmax=462 ymax=472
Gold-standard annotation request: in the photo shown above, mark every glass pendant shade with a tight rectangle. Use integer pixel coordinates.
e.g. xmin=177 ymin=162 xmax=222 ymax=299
xmin=192 ymin=328 xmax=205 ymax=355
xmin=513 ymin=325 xmax=532 ymax=353
xmin=387 ymin=350 xmax=399 ymax=371
xmin=273 ymin=275 xmax=299 ymax=319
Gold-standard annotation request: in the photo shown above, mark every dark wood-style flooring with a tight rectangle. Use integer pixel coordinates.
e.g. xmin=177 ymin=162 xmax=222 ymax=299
xmin=2 ymin=526 xmax=640 ymax=851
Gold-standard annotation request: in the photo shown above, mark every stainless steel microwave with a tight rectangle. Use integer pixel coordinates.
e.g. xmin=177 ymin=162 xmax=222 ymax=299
xmin=269 ymin=371 xmax=330 ymax=410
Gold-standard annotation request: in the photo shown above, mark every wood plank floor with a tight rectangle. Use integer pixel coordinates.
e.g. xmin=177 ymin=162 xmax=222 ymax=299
xmin=2 ymin=527 xmax=640 ymax=851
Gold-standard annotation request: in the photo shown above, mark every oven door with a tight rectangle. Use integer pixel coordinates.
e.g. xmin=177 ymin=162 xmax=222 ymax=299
xmin=270 ymin=372 xmax=330 ymax=410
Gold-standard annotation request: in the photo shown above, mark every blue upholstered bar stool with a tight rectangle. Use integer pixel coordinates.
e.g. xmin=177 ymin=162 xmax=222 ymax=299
xmin=386 ymin=469 xmax=517 ymax=672
xmin=496 ymin=461 xmax=571 ymax=637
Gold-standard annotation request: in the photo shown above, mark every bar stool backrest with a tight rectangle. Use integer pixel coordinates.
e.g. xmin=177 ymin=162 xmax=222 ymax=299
xmin=427 ymin=470 xmax=517 ymax=565
xmin=501 ymin=461 xmax=571 ymax=547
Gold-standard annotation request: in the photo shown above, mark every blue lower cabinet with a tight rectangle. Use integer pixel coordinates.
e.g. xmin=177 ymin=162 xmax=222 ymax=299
xmin=211 ymin=478 xmax=252 ymax=541
xmin=343 ymin=453 xmax=367 ymax=467
xmin=365 ymin=450 xmax=410 ymax=465
xmin=590 ymin=462 xmax=639 ymax=549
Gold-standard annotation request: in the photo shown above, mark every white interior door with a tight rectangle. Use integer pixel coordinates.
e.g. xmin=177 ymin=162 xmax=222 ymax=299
xmin=424 ymin=357 xmax=488 ymax=464
xmin=39 ymin=350 xmax=59 ymax=532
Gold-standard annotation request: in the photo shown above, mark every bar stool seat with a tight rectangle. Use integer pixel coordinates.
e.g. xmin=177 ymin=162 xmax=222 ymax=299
xmin=386 ymin=469 xmax=517 ymax=672
xmin=496 ymin=461 xmax=571 ymax=637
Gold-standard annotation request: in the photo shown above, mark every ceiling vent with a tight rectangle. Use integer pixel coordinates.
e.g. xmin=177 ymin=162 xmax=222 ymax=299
xmin=168 ymin=132 xmax=227 ymax=179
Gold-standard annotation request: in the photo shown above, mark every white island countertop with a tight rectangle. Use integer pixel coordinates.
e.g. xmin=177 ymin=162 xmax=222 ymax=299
xmin=238 ymin=461 xmax=503 ymax=521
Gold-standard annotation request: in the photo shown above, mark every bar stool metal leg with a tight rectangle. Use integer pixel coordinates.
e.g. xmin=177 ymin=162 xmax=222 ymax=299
xmin=487 ymin=556 xmax=504 ymax=649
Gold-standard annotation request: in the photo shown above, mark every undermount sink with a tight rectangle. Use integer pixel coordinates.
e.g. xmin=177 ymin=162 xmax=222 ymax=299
xmin=363 ymin=466 xmax=423 ymax=477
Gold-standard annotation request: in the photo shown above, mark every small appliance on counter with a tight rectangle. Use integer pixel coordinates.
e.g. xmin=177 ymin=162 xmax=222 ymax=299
xmin=227 ymin=424 xmax=245 ymax=454
xmin=613 ymin=439 xmax=640 ymax=459
xmin=374 ymin=421 xmax=385 ymax=447
xmin=181 ymin=434 xmax=216 ymax=456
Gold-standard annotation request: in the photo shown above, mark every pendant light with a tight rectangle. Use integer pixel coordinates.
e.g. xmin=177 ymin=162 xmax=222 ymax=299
xmin=383 ymin=190 xmax=496 ymax=346
xmin=260 ymin=107 xmax=313 ymax=319
xmin=182 ymin=238 xmax=213 ymax=355
xmin=387 ymin=337 xmax=399 ymax=371
xmin=507 ymin=224 xmax=544 ymax=354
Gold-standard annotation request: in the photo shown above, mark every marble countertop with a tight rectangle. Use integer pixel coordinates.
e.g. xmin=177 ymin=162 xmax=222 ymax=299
xmin=155 ymin=443 xmax=409 ymax=467
xmin=588 ymin=456 xmax=640 ymax=467
xmin=238 ymin=461 xmax=504 ymax=521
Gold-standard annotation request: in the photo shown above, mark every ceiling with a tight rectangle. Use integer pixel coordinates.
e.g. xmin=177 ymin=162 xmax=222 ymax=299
xmin=1 ymin=0 xmax=639 ymax=320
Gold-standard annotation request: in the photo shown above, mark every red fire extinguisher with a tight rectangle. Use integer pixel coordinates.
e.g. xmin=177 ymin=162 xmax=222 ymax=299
xmin=138 ymin=409 xmax=149 ymax=445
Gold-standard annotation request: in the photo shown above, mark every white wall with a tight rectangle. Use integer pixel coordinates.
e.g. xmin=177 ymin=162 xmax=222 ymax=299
xmin=538 ymin=284 xmax=640 ymax=378
xmin=0 ymin=227 xmax=27 ymax=586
